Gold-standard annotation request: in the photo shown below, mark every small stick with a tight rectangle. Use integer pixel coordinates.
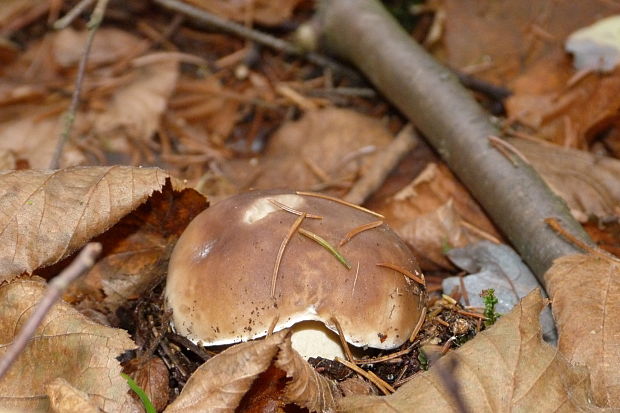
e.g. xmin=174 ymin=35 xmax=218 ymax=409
xmin=459 ymin=220 xmax=501 ymax=244
xmin=367 ymin=370 xmax=396 ymax=393
xmin=268 ymin=198 xmax=322 ymax=219
xmin=298 ymin=228 xmax=351 ymax=269
xmin=49 ymin=0 xmax=110 ymax=169
xmin=488 ymin=135 xmax=530 ymax=165
xmin=376 ymin=262 xmax=425 ymax=286
xmin=409 ymin=306 xmax=427 ymax=342
xmin=153 ymin=0 xmax=361 ymax=82
xmin=435 ymin=318 xmax=450 ymax=327
xmin=339 ymin=220 xmax=383 ymax=246
xmin=545 ymin=217 xmax=620 ymax=263
xmin=296 ymin=191 xmax=384 ymax=219
xmin=441 ymin=336 xmax=457 ymax=354
xmin=303 ymin=156 xmax=332 ymax=184
xmin=271 ymin=213 xmax=306 ymax=298
xmin=454 ymin=308 xmax=487 ymax=320
xmin=335 ymin=357 xmax=394 ymax=395
xmin=53 ymin=0 xmax=95 ymax=29
xmin=354 ymin=344 xmax=413 ymax=365
xmin=351 ymin=261 xmax=360 ymax=297
xmin=0 ymin=243 xmax=102 ymax=379
xmin=457 ymin=273 xmax=470 ymax=307
xmin=267 ymin=315 xmax=279 ymax=336
xmin=344 ymin=124 xmax=420 ymax=205
xmin=331 ymin=317 xmax=355 ymax=362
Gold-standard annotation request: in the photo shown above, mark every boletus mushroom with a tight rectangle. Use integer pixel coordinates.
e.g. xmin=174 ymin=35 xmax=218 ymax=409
xmin=165 ymin=190 xmax=426 ymax=359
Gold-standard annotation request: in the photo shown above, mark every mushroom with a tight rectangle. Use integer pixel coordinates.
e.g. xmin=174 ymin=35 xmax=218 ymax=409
xmin=165 ymin=190 xmax=426 ymax=359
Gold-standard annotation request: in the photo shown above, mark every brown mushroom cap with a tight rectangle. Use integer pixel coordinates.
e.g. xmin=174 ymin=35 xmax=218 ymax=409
xmin=165 ymin=190 xmax=426 ymax=350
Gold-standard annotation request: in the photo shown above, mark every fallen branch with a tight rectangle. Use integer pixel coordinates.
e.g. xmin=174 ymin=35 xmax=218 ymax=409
xmin=0 ymin=243 xmax=102 ymax=379
xmin=319 ymin=0 xmax=592 ymax=282
xmin=152 ymin=0 xmax=362 ymax=82
xmin=344 ymin=123 xmax=419 ymax=205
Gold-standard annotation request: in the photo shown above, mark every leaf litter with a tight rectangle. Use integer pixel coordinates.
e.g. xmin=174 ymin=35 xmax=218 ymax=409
xmin=1 ymin=0 xmax=620 ymax=411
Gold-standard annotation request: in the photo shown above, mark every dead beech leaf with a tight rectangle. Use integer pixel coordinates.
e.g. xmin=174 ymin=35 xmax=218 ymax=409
xmin=275 ymin=334 xmax=340 ymax=412
xmin=46 ymin=378 xmax=101 ymax=413
xmin=0 ymin=279 xmax=138 ymax=412
xmin=64 ymin=181 xmax=207 ymax=319
xmin=545 ymin=254 xmax=620 ymax=408
xmin=224 ymin=108 xmax=394 ymax=195
xmin=165 ymin=330 xmax=288 ymax=412
xmin=92 ymin=60 xmax=178 ymax=153
xmin=509 ymin=138 xmax=620 ymax=220
xmin=123 ymin=357 xmax=169 ymax=413
xmin=0 ymin=166 xmax=180 ymax=282
xmin=339 ymin=291 xmax=599 ymax=412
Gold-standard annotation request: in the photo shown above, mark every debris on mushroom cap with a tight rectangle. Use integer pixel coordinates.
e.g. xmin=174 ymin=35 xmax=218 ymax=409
xmin=165 ymin=189 xmax=426 ymax=357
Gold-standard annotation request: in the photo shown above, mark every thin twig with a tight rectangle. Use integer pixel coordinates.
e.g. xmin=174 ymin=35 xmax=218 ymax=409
xmin=335 ymin=357 xmax=394 ymax=395
xmin=298 ymin=228 xmax=351 ymax=269
xmin=354 ymin=344 xmax=413 ymax=365
xmin=0 ymin=243 xmax=102 ymax=379
xmin=409 ymin=306 xmax=427 ymax=342
xmin=50 ymin=0 xmax=109 ymax=169
xmin=271 ymin=214 xmax=306 ymax=298
xmin=53 ymin=0 xmax=95 ymax=29
xmin=331 ymin=317 xmax=355 ymax=362
xmin=296 ymin=191 xmax=385 ymax=219
xmin=339 ymin=220 xmax=383 ymax=246
xmin=376 ymin=262 xmax=425 ymax=286
xmin=268 ymin=198 xmax=322 ymax=219
xmin=545 ymin=218 xmax=620 ymax=263
xmin=344 ymin=124 xmax=420 ymax=205
xmin=153 ymin=0 xmax=362 ymax=81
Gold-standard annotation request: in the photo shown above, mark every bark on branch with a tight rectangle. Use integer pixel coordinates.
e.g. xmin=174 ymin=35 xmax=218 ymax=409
xmin=319 ymin=0 xmax=592 ymax=283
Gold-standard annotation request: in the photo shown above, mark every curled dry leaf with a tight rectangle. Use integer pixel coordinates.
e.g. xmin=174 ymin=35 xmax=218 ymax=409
xmin=0 ymin=279 xmax=138 ymax=412
xmin=65 ymin=180 xmax=207 ymax=318
xmin=45 ymin=378 xmax=101 ymax=413
xmin=339 ymin=291 xmax=599 ymax=412
xmin=0 ymin=166 xmax=182 ymax=282
xmin=545 ymin=254 xmax=620 ymax=408
xmin=509 ymin=138 xmax=620 ymax=221
xmin=165 ymin=330 xmax=288 ymax=412
xmin=275 ymin=334 xmax=340 ymax=412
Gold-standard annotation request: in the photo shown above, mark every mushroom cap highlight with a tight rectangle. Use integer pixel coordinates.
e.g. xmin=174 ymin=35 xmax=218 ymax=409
xmin=165 ymin=190 xmax=426 ymax=350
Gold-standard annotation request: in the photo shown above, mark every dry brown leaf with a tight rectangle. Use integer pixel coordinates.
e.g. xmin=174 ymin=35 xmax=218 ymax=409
xmin=184 ymin=0 xmax=303 ymax=26
xmin=435 ymin=0 xmax=617 ymax=85
xmin=46 ymin=378 xmax=101 ymax=413
xmin=64 ymin=181 xmax=207 ymax=318
xmin=545 ymin=254 xmax=620 ymax=408
xmin=275 ymin=334 xmax=340 ymax=412
xmin=394 ymin=200 xmax=479 ymax=270
xmin=0 ymin=166 xmax=179 ymax=283
xmin=165 ymin=330 xmax=288 ymax=412
xmin=223 ymin=108 xmax=394 ymax=195
xmin=92 ymin=60 xmax=178 ymax=154
xmin=510 ymin=138 xmax=620 ymax=220
xmin=339 ymin=291 xmax=599 ymax=412
xmin=0 ymin=278 xmax=138 ymax=412
xmin=124 ymin=358 xmax=169 ymax=413
xmin=373 ymin=163 xmax=501 ymax=270
xmin=506 ymin=56 xmax=620 ymax=148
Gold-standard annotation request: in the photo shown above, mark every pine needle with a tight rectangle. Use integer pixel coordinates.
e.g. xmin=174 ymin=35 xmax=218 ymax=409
xmin=296 ymin=191 xmax=384 ymax=218
xmin=298 ymin=228 xmax=351 ymax=269
xmin=271 ymin=213 xmax=306 ymax=297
